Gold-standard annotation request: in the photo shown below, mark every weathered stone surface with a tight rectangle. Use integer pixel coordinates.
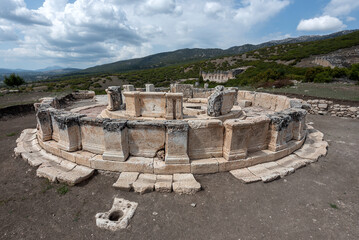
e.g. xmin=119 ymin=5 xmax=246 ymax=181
xmin=155 ymin=175 xmax=172 ymax=193
xmin=259 ymin=161 xmax=295 ymax=178
xmin=165 ymin=93 xmax=184 ymax=120
xmin=145 ymin=84 xmax=155 ymax=92
xmin=275 ymin=154 xmax=310 ymax=170
xmin=113 ymin=172 xmax=139 ymax=191
xmin=53 ymin=113 xmax=83 ymax=152
xmin=238 ymin=100 xmax=252 ymax=108
xmin=127 ymin=121 xmax=165 ymax=158
xmin=247 ymin=164 xmax=281 ymax=183
xmin=165 ymin=121 xmax=189 ymax=164
xmin=36 ymin=108 xmax=52 ymax=141
xmin=267 ymin=113 xmax=292 ymax=151
xmin=140 ymin=92 xmax=167 ymax=118
xmin=172 ymin=174 xmax=201 ymax=195
xmin=90 ymin=155 xmax=122 ymax=171
xmin=120 ymin=157 xmax=154 ymax=173
xmin=124 ymin=91 xmax=141 ymax=117
xmin=293 ymin=141 xmax=327 ymax=162
xmin=95 ymin=198 xmax=138 ymax=231
xmin=191 ymin=158 xmax=219 ymax=174
xmin=133 ymin=174 xmax=156 ymax=194
xmin=106 ymin=86 xmax=123 ymax=111
xmin=57 ymin=165 xmax=94 ymax=186
xmin=154 ymin=159 xmax=190 ymax=174
xmin=103 ymin=120 xmax=129 ymax=162
xmin=246 ymin=116 xmax=270 ymax=152
xmin=207 ymin=86 xmax=236 ymax=117
xmin=123 ymin=85 xmax=135 ymax=92
xmin=170 ymin=84 xmax=193 ymax=98
xmin=229 ymin=168 xmax=261 ymax=183
xmin=80 ymin=117 xmax=107 ymax=154
xmin=223 ymin=119 xmax=251 ymax=160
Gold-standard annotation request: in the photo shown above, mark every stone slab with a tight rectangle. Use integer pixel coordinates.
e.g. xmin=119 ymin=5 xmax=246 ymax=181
xmin=172 ymin=174 xmax=201 ymax=195
xmin=247 ymin=164 xmax=281 ymax=183
xmin=153 ymin=159 xmax=191 ymax=174
xmin=191 ymin=158 xmax=219 ymax=174
xmin=133 ymin=174 xmax=157 ymax=194
xmin=275 ymin=154 xmax=310 ymax=170
xmin=113 ymin=172 xmax=139 ymax=191
xmin=155 ymin=175 xmax=173 ymax=193
xmin=229 ymin=168 xmax=261 ymax=183
xmin=57 ymin=165 xmax=95 ymax=186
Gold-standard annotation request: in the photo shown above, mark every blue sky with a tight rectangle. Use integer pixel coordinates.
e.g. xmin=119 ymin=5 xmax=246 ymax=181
xmin=0 ymin=0 xmax=358 ymax=70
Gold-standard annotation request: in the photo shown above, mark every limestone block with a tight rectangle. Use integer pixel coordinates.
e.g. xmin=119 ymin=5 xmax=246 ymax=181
xmin=127 ymin=121 xmax=165 ymax=158
xmin=39 ymin=140 xmax=61 ymax=157
xmin=155 ymin=175 xmax=172 ymax=193
xmin=53 ymin=113 xmax=83 ymax=152
xmin=238 ymin=100 xmax=252 ymax=108
xmin=154 ymin=159 xmax=190 ymax=174
xmin=145 ymin=84 xmax=155 ymax=92
xmin=49 ymin=108 xmax=63 ymax=142
xmin=57 ymin=165 xmax=95 ymax=186
xmin=253 ymin=92 xmax=277 ymax=110
xmin=124 ymin=91 xmax=141 ymax=117
xmin=247 ymin=164 xmax=281 ymax=183
xmin=139 ymin=92 xmax=166 ymax=118
xmin=133 ymin=174 xmax=156 ymax=194
xmin=36 ymin=108 xmax=52 ymax=141
xmin=165 ymin=121 xmax=189 ymax=164
xmin=90 ymin=155 xmax=122 ymax=171
xmin=80 ymin=117 xmax=108 ymax=154
xmin=74 ymin=150 xmax=96 ymax=167
xmin=103 ymin=120 xmax=129 ymax=162
xmin=276 ymin=154 xmax=310 ymax=170
xmin=36 ymin=162 xmax=62 ymax=182
xmin=293 ymin=141 xmax=327 ymax=162
xmin=217 ymin=157 xmax=249 ymax=172
xmin=170 ymin=84 xmax=193 ymax=98
xmin=95 ymin=198 xmax=138 ymax=231
xmin=191 ymin=158 xmax=219 ymax=174
xmin=113 ymin=172 xmax=139 ymax=191
xmin=274 ymin=95 xmax=290 ymax=111
xmin=221 ymin=90 xmax=236 ymax=114
xmin=260 ymin=161 xmax=295 ymax=178
xmin=282 ymin=109 xmax=307 ymax=140
xmin=172 ymin=174 xmax=201 ymax=195
xmin=230 ymin=168 xmax=261 ymax=183
xmin=188 ymin=119 xmax=223 ymax=159
xmin=123 ymin=85 xmax=135 ymax=92
xmin=267 ymin=113 xmax=292 ymax=151
xmin=165 ymin=93 xmax=184 ymax=120
xmin=223 ymin=119 xmax=252 ymax=160
xmin=246 ymin=116 xmax=270 ymax=153
xmin=106 ymin=86 xmax=123 ymax=111
xmin=120 ymin=157 xmax=154 ymax=173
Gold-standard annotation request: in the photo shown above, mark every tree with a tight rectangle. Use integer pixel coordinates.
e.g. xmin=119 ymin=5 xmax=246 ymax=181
xmin=4 ymin=73 xmax=25 ymax=87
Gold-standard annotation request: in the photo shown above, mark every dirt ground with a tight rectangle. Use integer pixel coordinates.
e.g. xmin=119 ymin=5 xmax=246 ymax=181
xmin=0 ymin=114 xmax=358 ymax=240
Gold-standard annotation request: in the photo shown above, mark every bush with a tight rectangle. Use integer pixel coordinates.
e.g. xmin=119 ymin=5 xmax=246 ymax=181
xmin=4 ymin=73 xmax=25 ymax=87
xmin=349 ymin=64 xmax=359 ymax=80
xmin=314 ymin=71 xmax=332 ymax=83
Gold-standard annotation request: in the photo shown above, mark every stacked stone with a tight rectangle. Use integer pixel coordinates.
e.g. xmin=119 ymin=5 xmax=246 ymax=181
xmin=306 ymin=99 xmax=359 ymax=119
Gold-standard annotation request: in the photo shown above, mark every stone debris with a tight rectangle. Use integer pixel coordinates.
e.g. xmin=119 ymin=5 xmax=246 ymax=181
xmin=132 ymin=174 xmax=157 ymax=194
xmin=172 ymin=174 xmax=201 ymax=195
xmin=113 ymin=172 xmax=139 ymax=191
xmin=307 ymin=99 xmax=359 ymax=119
xmin=96 ymin=198 xmax=138 ymax=231
xmin=155 ymin=175 xmax=172 ymax=193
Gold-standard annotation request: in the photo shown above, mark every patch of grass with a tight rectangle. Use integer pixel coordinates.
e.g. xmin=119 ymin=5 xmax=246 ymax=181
xmin=6 ymin=132 xmax=16 ymax=137
xmin=41 ymin=180 xmax=54 ymax=194
xmin=57 ymin=185 xmax=69 ymax=195
xmin=329 ymin=203 xmax=339 ymax=209
xmin=73 ymin=210 xmax=81 ymax=222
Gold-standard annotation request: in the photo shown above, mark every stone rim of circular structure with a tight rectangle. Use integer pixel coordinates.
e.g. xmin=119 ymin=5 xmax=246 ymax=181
xmin=14 ymin=87 xmax=328 ymax=192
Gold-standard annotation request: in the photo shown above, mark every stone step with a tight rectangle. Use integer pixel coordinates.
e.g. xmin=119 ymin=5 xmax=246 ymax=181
xmin=259 ymin=161 xmax=295 ymax=178
xmin=275 ymin=154 xmax=310 ymax=170
xmin=155 ymin=175 xmax=172 ymax=193
xmin=113 ymin=172 xmax=139 ymax=191
xmin=247 ymin=164 xmax=281 ymax=183
xmin=132 ymin=174 xmax=156 ymax=194
xmin=230 ymin=168 xmax=261 ymax=183
xmin=172 ymin=174 xmax=201 ymax=195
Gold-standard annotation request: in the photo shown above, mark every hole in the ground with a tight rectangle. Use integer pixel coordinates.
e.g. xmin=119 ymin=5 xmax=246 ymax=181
xmin=109 ymin=210 xmax=123 ymax=221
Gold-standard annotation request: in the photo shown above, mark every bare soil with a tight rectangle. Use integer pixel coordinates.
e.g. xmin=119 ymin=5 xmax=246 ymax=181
xmin=0 ymin=113 xmax=358 ymax=239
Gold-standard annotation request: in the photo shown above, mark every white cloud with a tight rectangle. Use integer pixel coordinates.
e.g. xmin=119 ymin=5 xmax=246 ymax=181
xmin=346 ymin=16 xmax=356 ymax=22
xmin=297 ymin=15 xmax=346 ymax=32
xmin=234 ymin=0 xmax=290 ymax=27
xmin=324 ymin=0 xmax=359 ymax=17
xmin=0 ymin=0 xmax=291 ymax=69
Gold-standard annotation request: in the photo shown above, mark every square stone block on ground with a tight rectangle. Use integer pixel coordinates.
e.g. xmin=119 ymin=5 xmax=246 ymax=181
xmin=229 ymin=168 xmax=261 ymax=183
xmin=155 ymin=175 xmax=173 ymax=193
xmin=113 ymin=172 xmax=139 ymax=191
xmin=172 ymin=173 xmax=201 ymax=195
xmin=132 ymin=174 xmax=156 ymax=194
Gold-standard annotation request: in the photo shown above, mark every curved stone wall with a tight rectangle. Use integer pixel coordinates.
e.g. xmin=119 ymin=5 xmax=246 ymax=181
xmin=33 ymin=90 xmax=308 ymax=175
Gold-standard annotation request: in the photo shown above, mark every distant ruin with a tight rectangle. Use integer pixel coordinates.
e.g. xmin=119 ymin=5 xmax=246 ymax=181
xmin=201 ymin=68 xmax=246 ymax=83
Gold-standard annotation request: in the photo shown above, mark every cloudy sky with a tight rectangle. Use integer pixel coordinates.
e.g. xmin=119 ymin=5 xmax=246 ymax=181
xmin=0 ymin=0 xmax=358 ymax=70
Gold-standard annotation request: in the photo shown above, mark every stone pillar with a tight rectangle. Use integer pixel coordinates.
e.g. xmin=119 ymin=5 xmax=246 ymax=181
xmin=145 ymin=84 xmax=155 ymax=92
xmin=123 ymin=91 xmax=141 ymax=117
xmin=223 ymin=119 xmax=252 ymax=160
xmin=165 ymin=93 xmax=183 ymax=120
xmin=36 ymin=107 xmax=52 ymax=141
xmin=106 ymin=86 xmax=122 ymax=111
xmin=123 ymin=85 xmax=135 ymax=92
xmin=49 ymin=108 xmax=64 ymax=142
xmin=267 ymin=113 xmax=292 ymax=151
xmin=283 ymin=109 xmax=307 ymax=140
xmin=54 ymin=113 xmax=83 ymax=152
xmin=79 ymin=117 xmax=108 ymax=154
xmin=247 ymin=116 xmax=271 ymax=152
xmin=103 ymin=120 xmax=129 ymax=161
xmin=165 ymin=121 xmax=189 ymax=164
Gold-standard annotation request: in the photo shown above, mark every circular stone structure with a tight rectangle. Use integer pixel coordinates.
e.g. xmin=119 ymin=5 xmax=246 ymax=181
xmin=15 ymin=87 xmax=328 ymax=194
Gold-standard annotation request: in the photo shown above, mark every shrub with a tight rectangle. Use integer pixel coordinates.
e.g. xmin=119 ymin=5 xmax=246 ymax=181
xmin=314 ymin=71 xmax=332 ymax=83
xmin=4 ymin=73 xmax=25 ymax=87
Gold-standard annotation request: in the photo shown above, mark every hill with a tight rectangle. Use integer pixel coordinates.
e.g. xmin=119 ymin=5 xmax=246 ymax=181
xmin=78 ymin=30 xmax=356 ymax=75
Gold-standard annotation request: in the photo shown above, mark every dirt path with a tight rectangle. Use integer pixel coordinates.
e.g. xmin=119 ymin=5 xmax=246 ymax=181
xmin=0 ymin=114 xmax=358 ymax=239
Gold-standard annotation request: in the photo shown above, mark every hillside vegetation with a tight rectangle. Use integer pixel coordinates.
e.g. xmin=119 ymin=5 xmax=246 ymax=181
xmin=35 ymin=30 xmax=359 ymax=93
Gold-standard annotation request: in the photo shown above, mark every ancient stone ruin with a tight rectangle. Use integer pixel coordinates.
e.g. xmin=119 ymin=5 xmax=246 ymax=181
xmin=15 ymin=85 xmax=328 ymax=196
